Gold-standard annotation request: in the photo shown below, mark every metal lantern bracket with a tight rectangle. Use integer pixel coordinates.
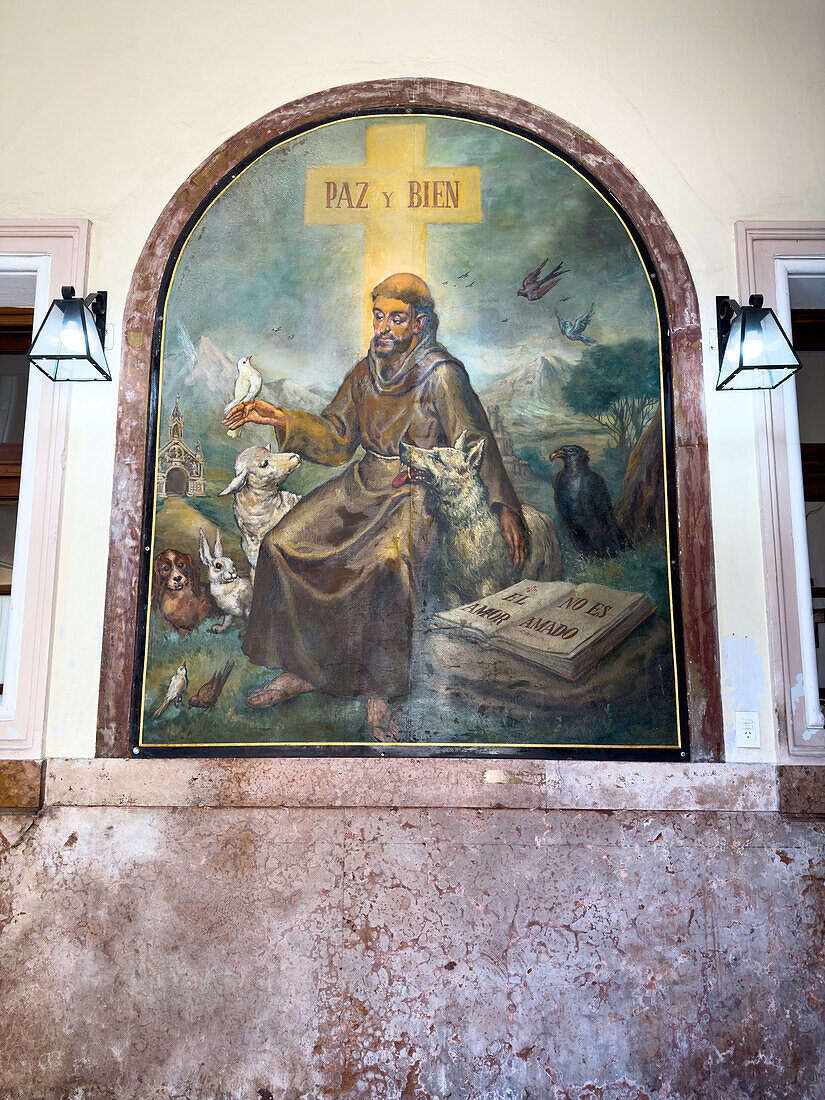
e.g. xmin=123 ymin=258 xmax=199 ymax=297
xmin=65 ymin=285 xmax=108 ymax=345
xmin=715 ymin=293 xmax=762 ymax=364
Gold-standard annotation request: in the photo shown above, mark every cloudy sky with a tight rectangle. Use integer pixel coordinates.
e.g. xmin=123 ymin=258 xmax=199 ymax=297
xmin=163 ymin=114 xmax=659 ymax=397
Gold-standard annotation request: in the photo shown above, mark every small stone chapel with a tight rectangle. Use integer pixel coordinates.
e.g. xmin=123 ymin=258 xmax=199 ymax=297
xmin=156 ymin=395 xmax=206 ymax=499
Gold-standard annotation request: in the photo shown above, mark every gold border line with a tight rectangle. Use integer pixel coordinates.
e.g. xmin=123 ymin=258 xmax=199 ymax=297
xmin=141 ymin=113 xmax=681 ymax=753
xmin=145 ymin=740 xmax=679 ymax=749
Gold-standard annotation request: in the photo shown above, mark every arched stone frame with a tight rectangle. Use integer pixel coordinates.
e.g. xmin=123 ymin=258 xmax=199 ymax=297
xmin=96 ymin=79 xmax=722 ymax=759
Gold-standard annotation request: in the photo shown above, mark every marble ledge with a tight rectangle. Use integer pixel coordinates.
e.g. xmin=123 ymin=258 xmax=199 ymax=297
xmin=39 ymin=758 xmax=801 ymax=812
xmin=778 ymin=764 xmax=825 ymax=814
xmin=0 ymin=761 xmax=44 ymax=810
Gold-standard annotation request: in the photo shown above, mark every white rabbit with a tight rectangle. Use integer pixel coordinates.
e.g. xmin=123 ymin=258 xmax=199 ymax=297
xmin=198 ymin=527 xmax=253 ymax=634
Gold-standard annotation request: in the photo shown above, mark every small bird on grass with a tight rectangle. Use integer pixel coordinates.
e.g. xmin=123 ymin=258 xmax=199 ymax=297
xmin=153 ymin=662 xmax=188 ymax=717
xmin=189 ymin=661 xmax=235 ymax=710
xmin=518 ymin=259 xmax=568 ymax=301
xmin=224 ymin=356 xmax=262 ymax=437
xmin=550 ymin=444 xmax=630 ymax=558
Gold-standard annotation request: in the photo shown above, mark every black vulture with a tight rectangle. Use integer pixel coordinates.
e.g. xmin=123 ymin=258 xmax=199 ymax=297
xmin=550 ymin=444 xmax=630 ymax=558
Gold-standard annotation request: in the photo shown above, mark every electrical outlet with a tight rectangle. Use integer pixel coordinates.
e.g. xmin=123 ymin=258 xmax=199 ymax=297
xmin=735 ymin=711 xmax=761 ymax=749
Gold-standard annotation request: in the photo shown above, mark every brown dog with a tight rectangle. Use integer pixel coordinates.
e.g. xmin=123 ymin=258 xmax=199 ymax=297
xmin=152 ymin=549 xmax=217 ymax=636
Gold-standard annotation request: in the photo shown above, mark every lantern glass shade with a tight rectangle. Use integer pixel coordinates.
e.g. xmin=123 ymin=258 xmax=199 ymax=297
xmin=716 ymin=303 xmax=801 ymax=390
xmin=28 ymin=295 xmax=110 ymax=381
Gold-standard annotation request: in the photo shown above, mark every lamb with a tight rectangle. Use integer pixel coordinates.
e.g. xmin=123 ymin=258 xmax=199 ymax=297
xmin=219 ymin=443 xmax=302 ymax=575
xmin=398 ymin=431 xmax=563 ymax=609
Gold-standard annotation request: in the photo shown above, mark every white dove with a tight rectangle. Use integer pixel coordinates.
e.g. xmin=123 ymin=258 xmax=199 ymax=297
xmin=153 ymin=662 xmax=188 ymax=717
xmin=225 ymin=355 xmax=262 ymax=437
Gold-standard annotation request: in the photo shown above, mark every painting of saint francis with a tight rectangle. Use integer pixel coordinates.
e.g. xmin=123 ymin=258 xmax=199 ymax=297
xmin=137 ymin=114 xmax=684 ymax=755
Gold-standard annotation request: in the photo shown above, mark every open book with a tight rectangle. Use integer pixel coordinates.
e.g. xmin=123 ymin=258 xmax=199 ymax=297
xmin=431 ymin=580 xmax=655 ymax=681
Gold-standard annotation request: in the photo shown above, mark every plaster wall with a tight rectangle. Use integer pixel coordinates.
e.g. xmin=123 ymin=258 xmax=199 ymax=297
xmin=1 ymin=0 xmax=824 ymax=757
xmin=2 ymin=803 xmax=824 ymax=1099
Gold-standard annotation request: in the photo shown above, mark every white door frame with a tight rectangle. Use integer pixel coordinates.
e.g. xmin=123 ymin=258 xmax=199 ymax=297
xmin=738 ymin=221 xmax=825 ymax=758
xmin=0 ymin=219 xmax=90 ymax=758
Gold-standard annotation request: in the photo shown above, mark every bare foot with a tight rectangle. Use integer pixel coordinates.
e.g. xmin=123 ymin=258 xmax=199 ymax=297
xmin=365 ymin=695 xmax=402 ymax=742
xmin=247 ymin=671 xmax=315 ymax=709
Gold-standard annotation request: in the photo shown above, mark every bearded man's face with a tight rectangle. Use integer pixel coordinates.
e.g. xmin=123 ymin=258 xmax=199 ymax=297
xmin=371 ymin=296 xmax=424 ymax=359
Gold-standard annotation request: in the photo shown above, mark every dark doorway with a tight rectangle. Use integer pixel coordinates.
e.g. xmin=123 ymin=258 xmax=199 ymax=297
xmin=0 ymin=304 xmax=31 ymax=695
xmin=165 ymin=467 xmax=188 ymax=496
xmin=792 ymin=279 xmax=825 ymax=704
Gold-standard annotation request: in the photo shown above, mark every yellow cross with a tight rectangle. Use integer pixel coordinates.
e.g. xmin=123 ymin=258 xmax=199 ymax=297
xmin=305 ymin=121 xmax=481 ymax=342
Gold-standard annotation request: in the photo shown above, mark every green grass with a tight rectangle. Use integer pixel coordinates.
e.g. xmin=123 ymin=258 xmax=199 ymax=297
xmin=143 ymin=445 xmax=677 ymax=750
xmin=141 ymin=609 xmax=676 ymax=750
xmin=141 ymin=616 xmax=368 ymax=746
xmin=154 ymin=495 xmax=243 ymax=572
xmin=564 ymin=540 xmax=672 ymax=622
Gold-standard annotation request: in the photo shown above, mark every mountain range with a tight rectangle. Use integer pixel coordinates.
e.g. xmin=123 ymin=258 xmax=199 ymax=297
xmin=261 ymin=375 xmax=329 ymax=414
xmin=171 ymin=336 xmax=234 ymax=394
xmin=162 ymin=336 xmax=335 ymax=469
xmin=165 ymin=338 xmax=577 ymax=470
xmin=480 ymin=354 xmax=571 ymax=411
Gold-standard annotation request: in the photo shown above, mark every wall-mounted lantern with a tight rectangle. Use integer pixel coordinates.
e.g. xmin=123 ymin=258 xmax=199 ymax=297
xmin=28 ymin=285 xmax=110 ymax=381
xmin=716 ymin=294 xmax=801 ymax=391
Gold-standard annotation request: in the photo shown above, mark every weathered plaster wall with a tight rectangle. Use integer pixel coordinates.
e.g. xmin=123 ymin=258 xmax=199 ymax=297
xmin=1 ymin=0 xmax=824 ymax=758
xmin=2 ymin=801 xmax=823 ymax=1099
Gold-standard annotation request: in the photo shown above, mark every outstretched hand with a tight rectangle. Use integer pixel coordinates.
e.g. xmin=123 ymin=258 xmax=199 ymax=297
xmin=222 ymin=399 xmax=286 ymax=431
xmin=499 ymin=505 xmax=528 ymax=572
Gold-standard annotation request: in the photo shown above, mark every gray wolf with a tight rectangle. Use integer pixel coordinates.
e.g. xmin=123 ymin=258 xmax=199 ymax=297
xmin=399 ymin=431 xmax=563 ymax=608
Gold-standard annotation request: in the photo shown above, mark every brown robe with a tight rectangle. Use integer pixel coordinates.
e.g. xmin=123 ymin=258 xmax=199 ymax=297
xmin=243 ymin=336 xmax=521 ymax=699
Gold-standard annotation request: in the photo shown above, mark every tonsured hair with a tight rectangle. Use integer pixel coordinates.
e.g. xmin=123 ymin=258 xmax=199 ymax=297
xmin=371 ymin=272 xmax=438 ymax=336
